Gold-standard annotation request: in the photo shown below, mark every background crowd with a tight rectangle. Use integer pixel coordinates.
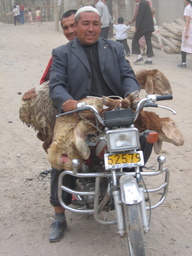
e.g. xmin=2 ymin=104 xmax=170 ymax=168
xmin=12 ymin=3 xmax=42 ymax=25
xmin=11 ymin=0 xmax=192 ymax=68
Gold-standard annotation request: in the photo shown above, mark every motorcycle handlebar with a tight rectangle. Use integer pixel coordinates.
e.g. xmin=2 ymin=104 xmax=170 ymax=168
xmin=134 ymin=94 xmax=174 ymax=121
xmin=57 ymin=94 xmax=175 ymax=124
xmin=156 ymin=95 xmax=173 ymax=101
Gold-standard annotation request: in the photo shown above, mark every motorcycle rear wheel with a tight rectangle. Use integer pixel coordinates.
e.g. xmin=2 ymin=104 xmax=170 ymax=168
xmin=123 ymin=203 xmax=146 ymax=256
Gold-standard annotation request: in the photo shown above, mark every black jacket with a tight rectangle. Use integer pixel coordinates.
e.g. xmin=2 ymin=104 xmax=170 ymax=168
xmin=49 ymin=38 xmax=140 ymax=112
xmin=136 ymin=1 xmax=154 ymax=33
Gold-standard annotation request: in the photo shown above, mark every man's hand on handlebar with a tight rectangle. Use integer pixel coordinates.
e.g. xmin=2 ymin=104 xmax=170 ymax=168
xmin=125 ymin=90 xmax=140 ymax=110
xmin=62 ymin=99 xmax=77 ymax=112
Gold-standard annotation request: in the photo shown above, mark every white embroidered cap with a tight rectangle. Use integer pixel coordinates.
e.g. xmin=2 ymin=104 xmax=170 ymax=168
xmin=75 ymin=6 xmax=100 ymax=18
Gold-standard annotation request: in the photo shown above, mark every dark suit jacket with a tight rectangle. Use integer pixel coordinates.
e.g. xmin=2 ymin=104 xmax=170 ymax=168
xmin=136 ymin=1 xmax=154 ymax=33
xmin=49 ymin=38 xmax=140 ymax=111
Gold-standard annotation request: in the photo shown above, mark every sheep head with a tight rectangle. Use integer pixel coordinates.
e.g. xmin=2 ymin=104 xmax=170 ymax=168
xmin=134 ymin=111 xmax=184 ymax=154
xmin=136 ymin=69 xmax=173 ymax=95
xmin=154 ymin=117 xmax=184 ymax=154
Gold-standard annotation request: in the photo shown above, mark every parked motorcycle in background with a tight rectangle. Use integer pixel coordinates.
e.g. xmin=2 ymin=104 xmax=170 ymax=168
xmin=57 ymin=94 xmax=174 ymax=256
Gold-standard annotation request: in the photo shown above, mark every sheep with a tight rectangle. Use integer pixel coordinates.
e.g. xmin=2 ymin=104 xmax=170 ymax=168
xmin=19 ymin=82 xmax=124 ymax=152
xmin=134 ymin=111 xmax=184 ymax=154
xmin=135 ymin=69 xmax=173 ymax=95
xmin=19 ymin=67 xmax=173 ymax=142
xmin=48 ymin=107 xmax=184 ymax=171
xmin=19 ymin=84 xmax=182 ymax=171
xmin=48 ymin=115 xmax=95 ymax=170
xmin=19 ymin=81 xmax=57 ymax=151
xmin=47 ymin=96 xmax=123 ymax=170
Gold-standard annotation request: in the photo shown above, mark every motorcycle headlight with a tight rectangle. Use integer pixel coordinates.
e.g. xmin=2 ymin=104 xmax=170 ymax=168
xmin=106 ymin=128 xmax=140 ymax=152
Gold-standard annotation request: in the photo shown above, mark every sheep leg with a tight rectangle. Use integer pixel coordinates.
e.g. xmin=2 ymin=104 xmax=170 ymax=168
xmin=73 ymin=120 xmax=91 ymax=160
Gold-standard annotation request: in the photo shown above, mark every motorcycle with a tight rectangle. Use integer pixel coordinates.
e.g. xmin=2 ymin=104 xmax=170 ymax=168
xmin=57 ymin=94 xmax=175 ymax=256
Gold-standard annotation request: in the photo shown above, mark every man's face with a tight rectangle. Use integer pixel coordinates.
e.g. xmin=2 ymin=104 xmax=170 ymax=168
xmin=61 ymin=14 xmax=77 ymax=41
xmin=76 ymin=12 xmax=101 ymax=45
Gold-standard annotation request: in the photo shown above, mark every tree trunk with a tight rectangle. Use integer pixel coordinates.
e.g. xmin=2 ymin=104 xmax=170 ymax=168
xmin=114 ymin=0 xmax=119 ymax=22
xmin=152 ymin=40 xmax=161 ymax=50
xmin=107 ymin=0 xmax=113 ymax=38
xmin=174 ymin=18 xmax=185 ymax=27
xmin=59 ymin=0 xmax=65 ymax=19
xmin=158 ymin=30 xmax=181 ymax=41
xmin=45 ymin=0 xmax=49 ymax=22
xmin=54 ymin=0 xmax=59 ymax=31
xmin=162 ymin=22 xmax=182 ymax=37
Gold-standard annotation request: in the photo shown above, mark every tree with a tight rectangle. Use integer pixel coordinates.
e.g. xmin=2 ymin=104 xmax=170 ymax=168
xmin=54 ymin=0 xmax=59 ymax=31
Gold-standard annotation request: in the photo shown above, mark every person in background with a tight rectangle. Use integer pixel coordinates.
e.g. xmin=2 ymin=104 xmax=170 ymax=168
xmin=94 ymin=0 xmax=112 ymax=38
xmin=39 ymin=10 xmax=77 ymax=85
xmin=178 ymin=0 xmax=192 ymax=68
xmin=27 ymin=8 xmax=34 ymax=24
xmin=13 ymin=4 xmax=20 ymax=26
xmin=15 ymin=3 xmax=20 ymax=9
xmin=35 ymin=7 xmax=42 ymax=26
xmin=113 ymin=17 xmax=131 ymax=56
xmin=19 ymin=3 xmax=25 ymax=24
xmin=131 ymin=0 xmax=154 ymax=64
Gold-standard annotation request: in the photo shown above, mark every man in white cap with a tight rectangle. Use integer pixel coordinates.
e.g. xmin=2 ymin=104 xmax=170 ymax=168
xmin=48 ymin=5 xmax=140 ymax=242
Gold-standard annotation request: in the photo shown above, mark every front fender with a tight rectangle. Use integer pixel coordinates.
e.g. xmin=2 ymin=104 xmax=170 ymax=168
xmin=120 ymin=175 xmax=142 ymax=205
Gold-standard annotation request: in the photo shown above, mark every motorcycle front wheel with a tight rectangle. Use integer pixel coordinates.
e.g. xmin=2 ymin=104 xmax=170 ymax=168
xmin=123 ymin=203 xmax=146 ymax=256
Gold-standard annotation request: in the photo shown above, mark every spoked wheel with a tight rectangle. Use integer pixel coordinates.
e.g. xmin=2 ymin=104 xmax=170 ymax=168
xmin=123 ymin=203 xmax=146 ymax=256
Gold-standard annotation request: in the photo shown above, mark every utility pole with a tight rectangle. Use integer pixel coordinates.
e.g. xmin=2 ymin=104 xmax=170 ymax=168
xmin=107 ymin=0 xmax=113 ymax=38
xmin=114 ymin=0 xmax=119 ymax=22
xmin=54 ymin=0 xmax=59 ymax=31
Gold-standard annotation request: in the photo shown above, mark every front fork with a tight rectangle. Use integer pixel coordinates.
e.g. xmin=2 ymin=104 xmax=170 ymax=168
xmin=112 ymin=168 xmax=149 ymax=236
xmin=135 ymin=167 xmax=150 ymax=233
xmin=111 ymin=169 xmax=125 ymax=236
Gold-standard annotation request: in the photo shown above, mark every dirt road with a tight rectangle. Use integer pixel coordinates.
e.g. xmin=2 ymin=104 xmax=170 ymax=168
xmin=0 ymin=22 xmax=192 ymax=256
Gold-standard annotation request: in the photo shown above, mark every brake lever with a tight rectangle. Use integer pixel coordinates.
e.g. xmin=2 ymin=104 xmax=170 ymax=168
xmin=142 ymin=103 xmax=176 ymax=114
xmin=56 ymin=107 xmax=91 ymax=118
xmin=157 ymin=105 xmax=177 ymax=114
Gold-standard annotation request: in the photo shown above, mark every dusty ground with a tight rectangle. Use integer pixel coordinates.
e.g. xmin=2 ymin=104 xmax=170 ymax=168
xmin=0 ymin=22 xmax=192 ymax=256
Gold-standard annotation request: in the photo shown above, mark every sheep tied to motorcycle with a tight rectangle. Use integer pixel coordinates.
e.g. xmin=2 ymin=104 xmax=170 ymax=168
xmin=19 ymin=81 xmax=183 ymax=171
xmin=19 ymin=76 xmax=184 ymax=256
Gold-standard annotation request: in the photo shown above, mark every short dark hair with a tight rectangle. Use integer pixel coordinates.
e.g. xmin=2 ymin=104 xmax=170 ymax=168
xmin=60 ymin=9 xmax=77 ymax=22
xmin=60 ymin=9 xmax=77 ymax=27
xmin=118 ymin=17 xmax=124 ymax=24
xmin=186 ymin=0 xmax=192 ymax=5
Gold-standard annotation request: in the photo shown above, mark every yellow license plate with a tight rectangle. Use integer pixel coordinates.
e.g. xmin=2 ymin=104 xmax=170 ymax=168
xmin=104 ymin=151 xmax=144 ymax=170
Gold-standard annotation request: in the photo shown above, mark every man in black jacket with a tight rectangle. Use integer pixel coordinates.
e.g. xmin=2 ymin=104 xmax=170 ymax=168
xmin=49 ymin=7 xmax=140 ymax=113
xmin=131 ymin=0 xmax=154 ymax=64
xmin=49 ymin=5 xmax=140 ymax=243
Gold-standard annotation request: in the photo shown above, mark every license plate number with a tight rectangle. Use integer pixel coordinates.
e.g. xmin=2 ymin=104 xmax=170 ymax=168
xmin=104 ymin=151 xmax=144 ymax=170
